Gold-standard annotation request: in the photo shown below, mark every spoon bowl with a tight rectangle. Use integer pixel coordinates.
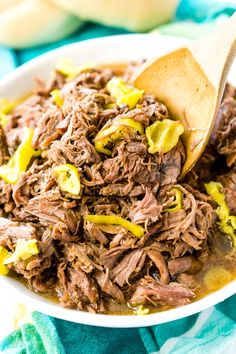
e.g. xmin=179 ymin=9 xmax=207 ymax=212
xmin=133 ymin=14 xmax=236 ymax=176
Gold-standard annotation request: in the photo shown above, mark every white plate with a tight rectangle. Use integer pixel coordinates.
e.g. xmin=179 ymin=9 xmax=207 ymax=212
xmin=0 ymin=34 xmax=236 ymax=328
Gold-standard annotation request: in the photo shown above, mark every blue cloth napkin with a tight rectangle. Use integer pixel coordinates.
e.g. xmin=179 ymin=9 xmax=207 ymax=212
xmin=1 ymin=296 xmax=236 ymax=354
xmin=176 ymin=0 xmax=236 ymax=22
xmin=0 ymin=48 xmax=18 ymax=77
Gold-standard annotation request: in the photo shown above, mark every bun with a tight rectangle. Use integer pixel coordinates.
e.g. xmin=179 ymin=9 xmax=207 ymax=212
xmin=0 ymin=0 xmax=82 ymax=48
xmin=52 ymin=0 xmax=179 ymax=31
xmin=0 ymin=0 xmax=21 ymax=12
xmin=0 ymin=0 xmax=179 ymax=48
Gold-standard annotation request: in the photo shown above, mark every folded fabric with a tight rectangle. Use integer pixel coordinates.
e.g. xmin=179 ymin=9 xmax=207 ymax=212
xmin=0 ymin=47 xmax=17 ymax=78
xmin=153 ymin=21 xmax=216 ymax=40
xmin=176 ymin=0 xmax=236 ymax=22
xmin=1 ymin=295 xmax=236 ymax=354
xmin=158 ymin=0 xmax=236 ymax=39
xmin=16 ymin=23 xmax=130 ymax=65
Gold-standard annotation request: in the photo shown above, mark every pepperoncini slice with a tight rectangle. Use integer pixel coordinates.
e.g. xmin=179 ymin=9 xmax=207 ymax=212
xmin=165 ymin=187 xmax=183 ymax=213
xmin=117 ymin=118 xmax=144 ymax=135
xmin=84 ymin=214 xmax=145 ymax=238
xmin=205 ymin=182 xmax=230 ymax=220
xmin=105 ymin=103 xmax=116 ymax=109
xmin=0 ymin=128 xmax=40 ymax=184
xmin=0 ymin=98 xmax=17 ymax=127
xmin=50 ymin=89 xmax=64 ymax=107
xmin=55 ymin=58 xmax=95 ymax=79
xmin=0 ymin=246 xmax=10 ymax=275
xmin=95 ymin=125 xmax=118 ymax=155
xmin=0 ymin=98 xmax=16 ymax=114
xmin=205 ymin=181 xmax=236 ymax=246
xmin=94 ymin=118 xmax=144 ymax=155
xmin=0 ymin=113 xmax=9 ymax=128
xmin=53 ymin=164 xmax=80 ymax=195
xmin=4 ymin=239 xmax=38 ymax=265
xmin=220 ymin=218 xmax=236 ymax=241
xmin=146 ymin=119 xmax=184 ymax=154
xmin=134 ymin=305 xmax=150 ymax=315
xmin=107 ymin=77 xmax=144 ymax=109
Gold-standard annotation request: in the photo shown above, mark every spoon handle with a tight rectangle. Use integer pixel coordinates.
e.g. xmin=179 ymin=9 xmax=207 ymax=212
xmin=188 ymin=13 xmax=236 ymax=95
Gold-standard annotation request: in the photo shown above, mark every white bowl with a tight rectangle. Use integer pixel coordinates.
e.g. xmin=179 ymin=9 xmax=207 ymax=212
xmin=0 ymin=34 xmax=236 ymax=328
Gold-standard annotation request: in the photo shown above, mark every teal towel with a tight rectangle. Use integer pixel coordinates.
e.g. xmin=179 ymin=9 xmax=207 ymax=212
xmin=176 ymin=0 xmax=236 ymax=22
xmin=1 ymin=297 xmax=236 ymax=354
xmin=0 ymin=1 xmax=236 ymax=353
xmin=0 ymin=48 xmax=17 ymax=78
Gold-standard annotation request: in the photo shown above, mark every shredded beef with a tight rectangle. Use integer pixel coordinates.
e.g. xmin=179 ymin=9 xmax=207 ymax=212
xmin=0 ymin=217 xmax=37 ymax=248
xmin=0 ymin=180 xmax=12 ymax=208
xmin=146 ymin=248 xmax=170 ymax=284
xmin=129 ymin=189 xmax=162 ymax=227
xmin=59 ymin=267 xmax=99 ymax=311
xmin=0 ymin=64 xmax=235 ymax=315
xmin=212 ymin=97 xmax=236 ymax=166
xmin=168 ymin=256 xmax=202 ymax=277
xmin=218 ymin=169 xmax=236 ymax=215
xmin=110 ymin=249 xmax=144 ymax=287
xmin=13 ymin=229 xmax=55 ymax=280
xmin=130 ymin=276 xmax=195 ymax=307
xmin=84 ymin=221 xmax=109 ymax=245
xmin=25 ymin=190 xmax=79 ymax=233
xmin=95 ymin=269 xmax=125 ymax=303
xmin=0 ymin=126 xmax=9 ymax=165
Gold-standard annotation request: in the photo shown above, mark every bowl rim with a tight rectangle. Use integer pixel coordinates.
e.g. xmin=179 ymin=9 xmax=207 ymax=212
xmin=1 ymin=274 xmax=236 ymax=328
xmin=0 ymin=33 xmax=236 ymax=328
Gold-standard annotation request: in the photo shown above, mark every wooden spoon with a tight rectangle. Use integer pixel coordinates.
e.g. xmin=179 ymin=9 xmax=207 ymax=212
xmin=133 ymin=14 xmax=236 ymax=177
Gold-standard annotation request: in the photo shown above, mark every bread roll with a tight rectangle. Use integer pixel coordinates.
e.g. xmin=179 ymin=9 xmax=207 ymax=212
xmin=0 ymin=0 xmax=82 ymax=48
xmin=51 ymin=0 xmax=179 ymax=31
xmin=0 ymin=0 xmax=21 ymax=12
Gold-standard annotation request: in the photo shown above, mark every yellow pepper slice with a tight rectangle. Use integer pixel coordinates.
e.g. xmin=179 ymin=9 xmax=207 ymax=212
xmin=0 ymin=98 xmax=16 ymax=114
xmin=94 ymin=118 xmax=144 ymax=155
xmin=165 ymin=187 xmax=183 ymax=213
xmin=4 ymin=239 xmax=38 ymax=265
xmin=0 ymin=128 xmax=41 ymax=184
xmin=0 ymin=246 xmax=10 ymax=275
xmin=0 ymin=113 xmax=9 ymax=128
xmin=146 ymin=119 xmax=184 ymax=154
xmin=107 ymin=77 xmax=144 ymax=109
xmin=0 ymin=98 xmax=17 ymax=127
xmin=53 ymin=164 xmax=80 ymax=195
xmin=84 ymin=214 xmax=145 ymax=238
xmin=205 ymin=182 xmax=230 ymax=220
xmin=134 ymin=305 xmax=150 ymax=315
xmin=56 ymin=58 xmax=96 ymax=79
xmin=95 ymin=125 xmax=118 ymax=155
xmin=105 ymin=103 xmax=116 ymax=109
xmin=50 ymin=89 xmax=64 ymax=108
xmin=220 ymin=219 xmax=236 ymax=242
xmin=117 ymin=118 xmax=144 ymax=135
xmin=205 ymin=181 xmax=236 ymax=246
